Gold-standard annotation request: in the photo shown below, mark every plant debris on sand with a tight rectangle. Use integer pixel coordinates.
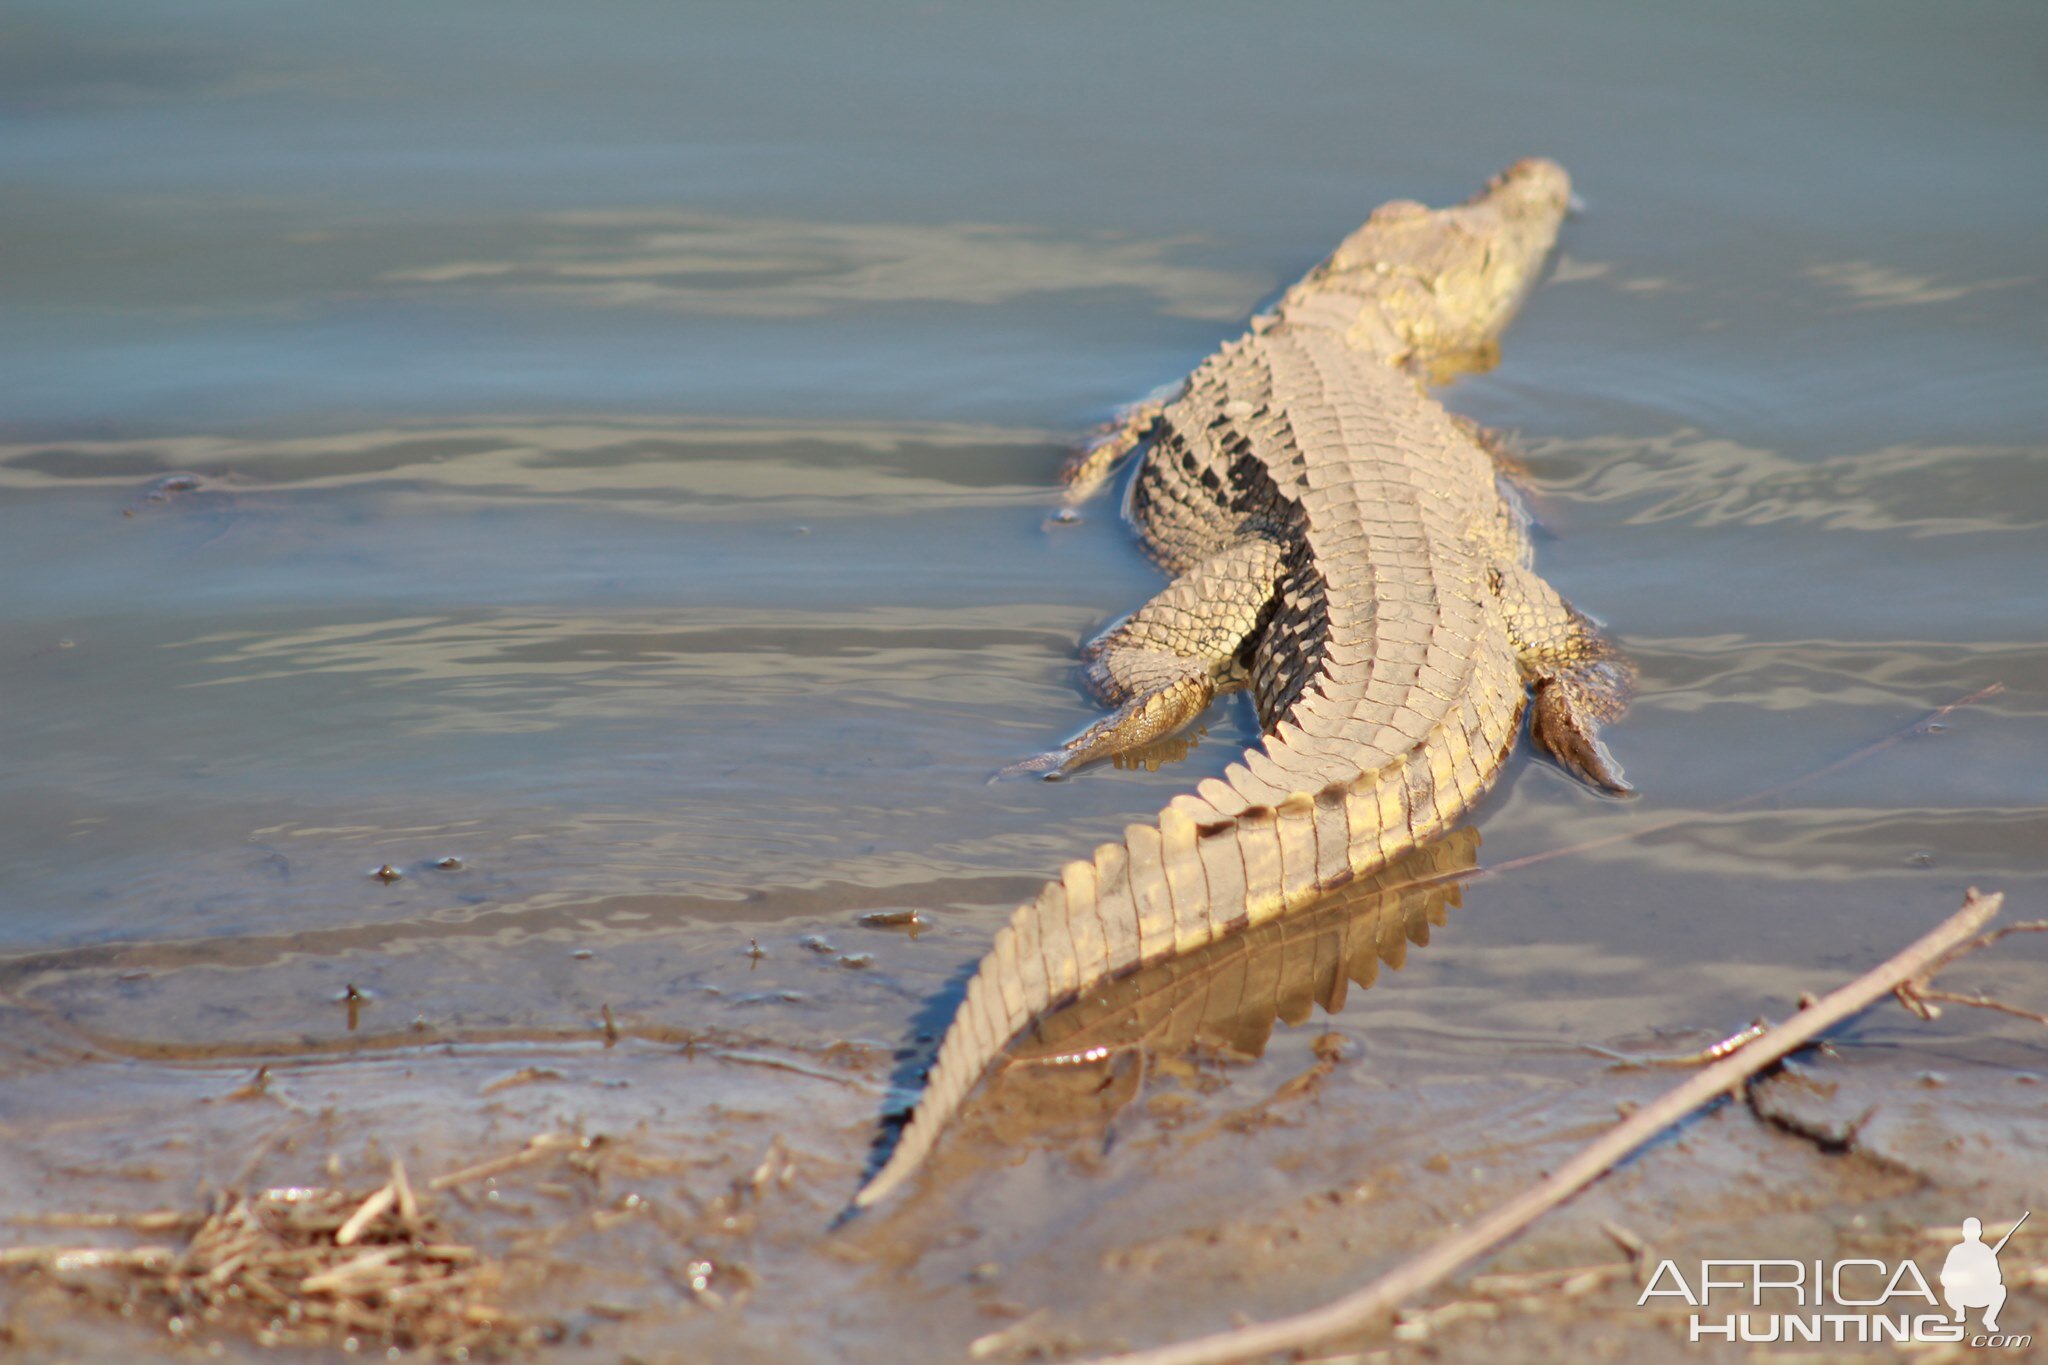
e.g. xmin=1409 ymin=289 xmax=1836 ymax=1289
xmin=2 ymin=1161 xmax=553 ymax=1358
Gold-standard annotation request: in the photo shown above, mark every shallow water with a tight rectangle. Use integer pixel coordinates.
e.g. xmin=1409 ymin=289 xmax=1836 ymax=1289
xmin=3 ymin=1 xmax=2046 ymax=1358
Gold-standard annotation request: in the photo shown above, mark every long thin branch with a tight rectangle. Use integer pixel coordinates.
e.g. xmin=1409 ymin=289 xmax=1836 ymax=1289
xmin=1084 ymin=888 xmax=2004 ymax=1365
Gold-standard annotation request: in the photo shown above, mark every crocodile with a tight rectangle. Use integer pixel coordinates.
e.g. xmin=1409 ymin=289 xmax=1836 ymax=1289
xmin=852 ymin=158 xmax=1630 ymax=1209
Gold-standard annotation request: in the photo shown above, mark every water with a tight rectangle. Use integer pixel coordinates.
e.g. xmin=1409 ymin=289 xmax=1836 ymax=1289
xmin=3 ymin=2 xmax=2045 ymax=1358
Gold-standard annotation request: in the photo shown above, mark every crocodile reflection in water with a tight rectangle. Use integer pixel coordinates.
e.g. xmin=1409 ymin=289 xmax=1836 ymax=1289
xmin=989 ymin=829 xmax=1478 ymax=1120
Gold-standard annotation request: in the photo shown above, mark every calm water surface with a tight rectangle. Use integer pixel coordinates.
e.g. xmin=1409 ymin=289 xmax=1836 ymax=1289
xmin=2 ymin=2 xmax=2045 ymax=1357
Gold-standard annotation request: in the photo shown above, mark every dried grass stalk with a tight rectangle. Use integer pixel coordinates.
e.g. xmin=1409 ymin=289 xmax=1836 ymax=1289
xmin=1 ymin=1160 xmax=548 ymax=1356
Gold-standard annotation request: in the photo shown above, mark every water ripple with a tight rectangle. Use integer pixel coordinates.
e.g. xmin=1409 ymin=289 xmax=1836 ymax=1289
xmin=379 ymin=212 xmax=1269 ymax=321
xmin=1530 ymin=429 xmax=2048 ymax=536
xmin=0 ymin=416 xmax=1060 ymax=517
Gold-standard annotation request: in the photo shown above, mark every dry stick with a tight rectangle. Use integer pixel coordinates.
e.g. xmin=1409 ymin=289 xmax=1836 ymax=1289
xmin=1086 ymin=888 xmax=2003 ymax=1365
xmin=1902 ymin=985 xmax=2048 ymax=1029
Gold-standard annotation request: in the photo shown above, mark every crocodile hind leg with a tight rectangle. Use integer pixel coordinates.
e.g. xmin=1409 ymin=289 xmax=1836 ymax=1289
xmin=999 ymin=535 xmax=1287 ymax=779
xmin=1495 ymin=560 xmax=1634 ymax=794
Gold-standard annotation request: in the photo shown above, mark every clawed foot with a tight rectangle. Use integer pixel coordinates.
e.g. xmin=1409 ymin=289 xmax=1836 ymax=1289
xmin=992 ymin=676 xmax=1219 ymax=785
xmin=990 ymin=748 xmax=1075 ymax=783
xmin=1530 ymin=671 xmax=1633 ymax=796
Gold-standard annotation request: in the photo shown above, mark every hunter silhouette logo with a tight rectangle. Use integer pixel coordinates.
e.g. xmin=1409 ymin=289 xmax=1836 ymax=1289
xmin=1943 ymin=1211 xmax=2027 ymax=1333
xmin=1636 ymin=1211 xmax=2031 ymax=1348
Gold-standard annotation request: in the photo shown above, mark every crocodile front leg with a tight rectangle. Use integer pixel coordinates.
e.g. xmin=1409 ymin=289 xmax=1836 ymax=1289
xmin=1058 ymin=399 xmax=1170 ymax=503
xmin=999 ymin=535 xmax=1287 ymax=779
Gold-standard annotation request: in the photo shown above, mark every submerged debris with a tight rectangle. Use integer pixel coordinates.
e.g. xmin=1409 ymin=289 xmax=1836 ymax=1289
xmin=855 ymin=909 xmax=931 ymax=933
xmin=222 ymin=1066 xmax=272 ymax=1103
xmin=480 ymin=1066 xmax=565 ymax=1097
xmin=332 ymin=983 xmax=374 ymax=1031
xmin=150 ymin=474 xmax=203 ymax=497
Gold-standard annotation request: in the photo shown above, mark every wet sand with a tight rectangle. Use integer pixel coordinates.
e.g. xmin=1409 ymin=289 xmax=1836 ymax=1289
xmin=3 ymin=872 xmax=2043 ymax=1360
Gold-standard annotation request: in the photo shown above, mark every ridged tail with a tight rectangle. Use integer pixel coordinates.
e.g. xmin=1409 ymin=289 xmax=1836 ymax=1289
xmin=850 ymin=692 xmax=1515 ymax=1209
xmin=1019 ymin=824 xmax=1481 ymax=1066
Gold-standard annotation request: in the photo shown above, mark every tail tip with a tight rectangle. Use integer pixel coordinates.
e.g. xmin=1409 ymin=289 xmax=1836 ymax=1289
xmin=846 ymin=1169 xmax=897 ymax=1214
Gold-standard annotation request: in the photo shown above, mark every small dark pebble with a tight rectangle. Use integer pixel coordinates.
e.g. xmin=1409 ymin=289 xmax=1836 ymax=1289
xmin=572 ymin=949 xmax=595 ymax=961
xmin=729 ymin=990 xmax=791 ymax=1007
xmin=1049 ymin=507 xmax=1081 ymax=525
xmin=800 ymin=934 xmax=837 ymax=954
xmin=838 ymin=953 xmax=874 ymax=970
xmin=432 ymin=856 xmax=465 ymax=871
xmin=371 ymin=864 xmax=403 ymax=883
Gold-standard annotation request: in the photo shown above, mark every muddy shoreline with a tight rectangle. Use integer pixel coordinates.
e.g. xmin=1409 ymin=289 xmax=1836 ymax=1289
xmin=5 ymin=877 xmax=2042 ymax=1361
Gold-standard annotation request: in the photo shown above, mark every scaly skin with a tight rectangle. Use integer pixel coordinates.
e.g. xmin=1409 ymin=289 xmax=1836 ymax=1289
xmin=853 ymin=159 xmax=1630 ymax=1209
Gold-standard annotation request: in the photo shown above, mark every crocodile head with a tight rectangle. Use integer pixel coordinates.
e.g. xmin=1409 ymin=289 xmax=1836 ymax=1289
xmin=1285 ymin=157 xmax=1574 ymax=379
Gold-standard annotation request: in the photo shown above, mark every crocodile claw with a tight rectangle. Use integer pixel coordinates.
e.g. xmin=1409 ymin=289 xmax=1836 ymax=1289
xmin=989 ymin=750 xmax=1072 ymax=783
xmin=1530 ymin=675 xmax=1633 ymax=796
